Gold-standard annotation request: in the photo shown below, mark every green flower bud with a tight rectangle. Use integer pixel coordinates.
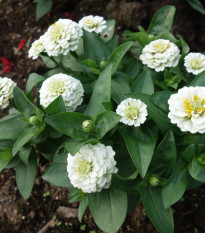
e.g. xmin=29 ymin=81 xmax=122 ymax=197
xmin=29 ymin=116 xmax=40 ymax=126
xmin=196 ymin=156 xmax=205 ymax=165
xmin=82 ymin=120 xmax=94 ymax=133
xmin=148 ymin=34 xmax=155 ymax=40
xmin=149 ymin=176 xmax=160 ymax=186
xmin=100 ymin=61 xmax=107 ymax=69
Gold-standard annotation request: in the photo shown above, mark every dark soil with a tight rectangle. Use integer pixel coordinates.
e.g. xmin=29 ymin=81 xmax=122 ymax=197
xmin=0 ymin=0 xmax=205 ymax=232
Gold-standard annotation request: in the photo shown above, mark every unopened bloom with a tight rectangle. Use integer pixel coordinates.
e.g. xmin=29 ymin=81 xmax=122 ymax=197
xmin=43 ymin=19 xmax=82 ymax=56
xmin=67 ymin=143 xmax=118 ymax=193
xmin=184 ymin=52 xmax=205 ymax=75
xmin=140 ymin=39 xmax=180 ymax=72
xmin=168 ymin=86 xmax=205 ymax=133
xmin=79 ymin=15 xmax=106 ymax=33
xmin=28 ymin=36 xmax=45 ymax=60
xmin=0 ymin=77 xmax=16 ymax=109
xmin=116 ymin=98 xmax=148 ymax=127
xmin=39 ymin=73 xmax=84 ymax=111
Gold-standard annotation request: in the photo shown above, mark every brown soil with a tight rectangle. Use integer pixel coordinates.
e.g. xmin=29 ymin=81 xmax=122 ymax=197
xmin=0 ymin=0 xmax=205 ymax=232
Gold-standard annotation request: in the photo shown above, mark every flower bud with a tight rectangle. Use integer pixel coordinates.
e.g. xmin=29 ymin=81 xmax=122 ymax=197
xmin=29 ymin=116 xmax=40 ymax=126
xmin=100 ymin=61 xmax=107 ymax=69
xmin=149 ymin=176 xmax=160 ymax=186
xmin=196 ymin=156 xmax=205 ymax=165
xmin=82 ymin=120 xmax=94 ymax=133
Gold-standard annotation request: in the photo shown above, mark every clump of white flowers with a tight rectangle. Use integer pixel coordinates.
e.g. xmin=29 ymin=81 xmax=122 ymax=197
xmin=79 ymin=15 xmax=107 ymax=33
xmin=39 ymin=73 xmax=84 ymax=111
xmin=67 ymin=143 xmax=118 ymax=193
xmin=0 ymin=77 xmax=16 ymax=109
xmin=184 ymin=52 xmax=205 ymax=75
xmin=28 ymin=35 xmax=45 ymax=60
xmin=140 ymin=39 xmax=180 ymax=72
xmin=168 ymin=86 xmax=205 ymax=133
xmin=116 ymin=97 xmax=148 ymax=127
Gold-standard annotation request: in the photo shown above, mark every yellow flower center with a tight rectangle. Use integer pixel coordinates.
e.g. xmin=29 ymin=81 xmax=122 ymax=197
xmin=49 ymin=80 xmax=65 ymax=94
xmin=190 ymin=59 xmax=203 ymax=70
xmin=50 ymin=23 xmax=64 ymax=39
xmin=85 ymin=18 xmax=96 ymax=29
xmin=125 ymin=106 xmax=139 ymax=119
xmin=78 ymin=160 xmax=93 ymax=176
xmin=153 ymin=42 xmax=170 ymax=53
xmin=183 ymin=95 xmax=205 ymax=118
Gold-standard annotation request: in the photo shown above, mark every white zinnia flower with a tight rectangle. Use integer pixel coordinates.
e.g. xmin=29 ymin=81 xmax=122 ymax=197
xmin=28 ymin=35 xmax=45 ymax=60
xmin=184 ymin=52 xmax=205 ymax=75
xmin=39 ymin=73 xmax=84 ymax=111
xmin=116 ymin=98 xmax=148 ymax=127
xmin=79 ymin=15 xmax=107 ymax=33
xmin=0 ymin=77 xmax=16 ymax=109
xmin=140 ymin=39 xmax=181 ymax=72
xmin=43 ymin=19 xmax=83 ymax=56
xmin=67 ymin=143 xmax=118 ymax=193
xmin=168 ymin=86 xmax=205 ymax=133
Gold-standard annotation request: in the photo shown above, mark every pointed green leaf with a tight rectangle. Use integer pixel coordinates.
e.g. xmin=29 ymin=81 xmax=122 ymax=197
xmin=12 ymin=122 xmax=46 ymax=156
xmin=162 ymin=159 xmax=188 ymax=208
xmin=0 ymin=150 xmax=12 ymax=172
xmin=190 ymin=70 xmax=205 ymax=86
xmin=16 ymin=150 xmax=37 ymax=199
xmin=78 ymin=197 xmax=88 ymax=222
xmin=44 ymin=95 xmax=66 ymax=115
xmin=119 ymin=122 xmax=158 ymax=178
xmin=188 ymin=158 xmax=205 ymax=182
xmin=88 ymin=189 xmax=127 ymax=233
xmin=131 ymin=70 xmax=154 ymax=95
xmin=147 ymin=5 xmax=176 ymax=35
xmin=25 ymin=73 xmax=46 ymax=95
xmin=94 ymin=110 xmax=121 ymax=139
xmin=45 ymin=112 xmax=92 ymax=139
xmin=150 ymin=131 xmax=176 ymax=177
xmin=140 ymin=186 xmax=174 ymax=233
xmin=84 ymin=66 xmax=112 ymax=116
xmin=150 ymin=91 xmax=171 ymax=113
xmin=42 ymin=163 xmax=72 ymax=188
xmin=36 ymin=0 xmax=52 ymax=21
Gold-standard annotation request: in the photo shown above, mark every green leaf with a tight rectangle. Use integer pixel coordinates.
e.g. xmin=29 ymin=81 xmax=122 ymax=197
xmin=80 ymin=59 xmax=100 ymax=75
xmin=88 ymin=189 xmax=127 ymax=233
xmin=25 ymin=73 xmax=46 ymax=95
xmin=122 ymin=57 xmax=142 ymax=79
xmin=188 ymin=158 xmax=205 ymax=182
xmin=44 ymin=96 xmax=66 ymax=115
xmin=42 ymin=163 xmax=72 ymax=188
xmin=65 ymin=138 xmax=99 ymax=156
xmin=162 ymin=159 xmax=188 ymax=208
xmin=150 ymin=131 xmax=176 ymax=177
xmin=99 ymin=19 xmax=116 ymax=43
xmin=18 ymin=146 xmax=32 ymax=166
xmin=111 ymin=72 xmax=131 ymax=104
xmin=40 ymin=55 xmax=57 ymax=68
xmin=0 ymin=150 xmax=12 ymax=172
xmin=84 ymin=66 xmax=112 ymax=116
xmin=147 ymin=5 xmax=176 ymax=36
xmin=0 ymin=140 xmax=13 ymax=152
xmin=12 ymin=122 xmax=46 ymax=156
xmin=78 ymin=197 xmax=88 ymax=222
xmin=140 ymin=186 xmax=174 ymax=233
xmin=94 ymin=111 xmax=121 ymax=139
xmin=111 ymin=173 xmax=138 ymax=194
xmin=16 ymin=150 xmax=37 ymax=199
xmin=131 ymin=70 xmax=154 ymax=95
xmin=0 ymin=115 xmax=29 ymax=140
xmin=150 ymin=91 xmax=171 ymax=113
xmin=45 ymin=112 xmax=92 ymax=139
xmin=61 ymin=53 xmax=83 ymax=72
xmin=119 ymin=122 xmax=158 ymax=178
xmin=123 ymin=31 xmax=151 ymax=47
xmin=52 ymin=141 xmax=68 ymax=163
xmin=83 ymin=30 xmax=111 ymax=64
xmin=69 ymin=188 xmax=87 ymax=202
xmin=106 ymin=41 xmax=133 ymax=74
xmin=13 ymin=86 xmax=38 ymax=117
xmin=178 ymin=34 xmax=190 ymax=55
xmin=186 ymin=0 xmax=205 ymax=14
xmin=190 ymin=70 xmax=205 ymax=86
xmin=181 ymin=144 xmax=197 ymax=162
xmin=36 ymin=0 xmax=52 ymax=21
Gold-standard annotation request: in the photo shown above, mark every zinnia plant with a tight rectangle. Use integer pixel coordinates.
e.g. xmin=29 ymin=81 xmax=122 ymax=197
xmin=1 ymin=5 xmax=205 ymax=233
